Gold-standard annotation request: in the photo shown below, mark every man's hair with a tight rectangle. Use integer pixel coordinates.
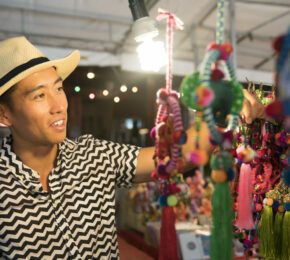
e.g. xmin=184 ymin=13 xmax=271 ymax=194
xmin=0 ymin=84 xmax=17 ymax=110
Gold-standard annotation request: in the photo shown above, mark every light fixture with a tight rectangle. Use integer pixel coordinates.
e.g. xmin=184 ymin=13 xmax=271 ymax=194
xmin=103 ymin=89 xmax=109 ymax=96
xmin=89 ymin=93 xmax=95 ymax=99
xmin=120 ymin=84 xmax=128 ymax=92
xmin=132 ymin=86 xmax=138 ymax=93
xmin=128 ymin=0 xmax=158 ymax=42
xmin=136 ymin=39 xmax=166 ymax=72
xmin=74 ymin=86 xmax=81 ymax=92
xmin=114 ymin=96 xmax=120 ymax=103
xmin=87 ymin=72 xmax=95 ymax=79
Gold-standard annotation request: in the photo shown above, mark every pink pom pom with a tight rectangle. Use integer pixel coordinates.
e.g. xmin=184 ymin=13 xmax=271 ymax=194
xmin=206 ymin=42 xmax=218 ymax=52
xmin=150 ymin=127 xmax=156 ymax=140
xmin=156 ymin=88 xmax=168 ymax=104
xmin=265 ymin=100 xmax=284 ymax=119
xmin=219 ymin=42 xmax=232 ymax=60
xmin=151 ymin=170 xmax=158 ymax=181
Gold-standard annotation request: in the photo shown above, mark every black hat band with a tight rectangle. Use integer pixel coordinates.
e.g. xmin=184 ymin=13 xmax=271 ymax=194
xmin=0 ymin=57 xmax=49 ymax=88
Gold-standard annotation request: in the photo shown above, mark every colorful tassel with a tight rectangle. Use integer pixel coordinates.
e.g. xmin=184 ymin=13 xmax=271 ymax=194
xmin=274 ymin=210 xmax=284 ymax=258
xmin=158 ymin=206 xmax=179 ymax=260
xmin=211 ymin=183 xmax=233 ymax=260
xmin=258 ymin=205 xmax=274 ymax=259
xmin=281 ymin=210 xmax=290 ymax=260
xmin=237 ymin=163 xmax=255 ymax=230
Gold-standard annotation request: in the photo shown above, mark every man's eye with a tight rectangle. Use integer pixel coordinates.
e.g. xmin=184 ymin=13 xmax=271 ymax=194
xmin=34 ymin=93 xmax=45 ymax=100
xmin=57 ymin=86 xmax=64 ymax=92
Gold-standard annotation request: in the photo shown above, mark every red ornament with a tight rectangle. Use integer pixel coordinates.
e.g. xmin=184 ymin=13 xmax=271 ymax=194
xmin=219 ymin=42 xmax=233 ymax=60
xmin=211 ymin=69 xmax=224 ymax=81
xmin=206 ymin=42 xmax=219 ymax=52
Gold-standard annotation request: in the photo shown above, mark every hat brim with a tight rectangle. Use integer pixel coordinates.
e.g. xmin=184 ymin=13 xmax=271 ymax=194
xmin=0 ymin=50 xmax=80 ymax=96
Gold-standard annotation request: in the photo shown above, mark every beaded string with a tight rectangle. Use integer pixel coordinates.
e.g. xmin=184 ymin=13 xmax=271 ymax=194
xmin=151 ymin=9 xmax=185 ymax=201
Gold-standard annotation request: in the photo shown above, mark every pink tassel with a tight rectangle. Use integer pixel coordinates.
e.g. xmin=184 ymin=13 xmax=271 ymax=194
xmin=237 ymin=163 xmax=254 ymax=229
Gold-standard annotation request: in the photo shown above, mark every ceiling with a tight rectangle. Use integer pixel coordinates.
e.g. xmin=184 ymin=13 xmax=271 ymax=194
xmin=0 ymin=0 xmax=289 ymax=84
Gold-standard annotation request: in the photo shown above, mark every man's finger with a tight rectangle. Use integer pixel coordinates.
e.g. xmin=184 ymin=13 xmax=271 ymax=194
xmin=241 ymin=98 xmax=253 ymax=124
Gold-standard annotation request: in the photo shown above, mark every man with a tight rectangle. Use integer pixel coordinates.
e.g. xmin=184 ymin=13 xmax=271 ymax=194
xmin=0 ymin=37 xmax=263 ymax=259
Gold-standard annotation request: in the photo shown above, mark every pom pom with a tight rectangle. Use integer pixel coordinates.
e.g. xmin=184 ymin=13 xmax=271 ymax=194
xmin=196 ymin=86 xmax=214 ymax=107
xmin=167 ymin=195 xmax=178 ymax=206
xmin=237 ymin=145 xmax=256 ymax=163
xmin=272 ymin=200 xmax=279 ymax=209
xmin=211 ymin=69 xmax=224 ymax=81
xmin=151 ymin=170 xmax=158 ymax=181
xmin=159 ymin=195 xmax=168 ymax=206
xmin=272 ymin=34 xmax=285 ymax=53
xmin=255 ymin=203 xmax=263 ymax=212
xmin=219 ymin=42 xmax=233 ymax=60
xmin=227 ymin=168 xmax=235 ymax=181
xmin=169 ymin=183 xmax=181 ymax=194
xmin=211 ymin=170 xmax=227 ymax=183
xmin=284 ymin=202 xmax=290 ymax=211
xmin=265 ymin=100 xmax=284 ymax=119
xmin=156 ymin=88 xmax=168 ymax=104
xmin=187 ymin=150 xmax=208 ymax=166
xmin=206 ymin=42 xmax=219 ymax=52
xmin=150 ymin=127 xmax=156 ymax=141
xmin=267 ymin=198 xmax=274 ymax=206
xmin=278 ymin=205 xmax=285 ymax=213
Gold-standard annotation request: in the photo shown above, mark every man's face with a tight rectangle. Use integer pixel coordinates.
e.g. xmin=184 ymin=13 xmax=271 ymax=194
xmin=6 ymin=67 xmax=68 ymax=146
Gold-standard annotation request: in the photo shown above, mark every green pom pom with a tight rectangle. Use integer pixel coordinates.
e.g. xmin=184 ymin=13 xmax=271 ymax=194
xmin=167 ymin=195 xmax=178 ymax=206
xmin=180 ymin=72 xmax=202 ymax=111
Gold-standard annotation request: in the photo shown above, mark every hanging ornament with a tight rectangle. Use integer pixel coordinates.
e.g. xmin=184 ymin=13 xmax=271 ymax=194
xmin=150 ymin=9 xmax=184 ymax=260
xmin=180 ymin=0 xmax=244 ymax=259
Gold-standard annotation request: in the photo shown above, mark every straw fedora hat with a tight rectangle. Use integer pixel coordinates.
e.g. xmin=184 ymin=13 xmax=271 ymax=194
xmin=0 ymin=36 xmax=80 ymax=96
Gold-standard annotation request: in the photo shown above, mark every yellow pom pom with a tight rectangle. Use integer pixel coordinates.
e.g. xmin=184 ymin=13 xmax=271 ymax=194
xmin=211 ymin=170 xmax=227 ymax=183
xmin=167 ymin=195 xmax=178 ymax=206
xmin=278 ymin=205 xmax=285 ymax=212
xmin=267 ymin=198 xmax=274 ymax=206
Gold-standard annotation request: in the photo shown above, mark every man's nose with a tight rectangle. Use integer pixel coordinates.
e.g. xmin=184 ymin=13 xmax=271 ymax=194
xmin=49 ymin=94 xmax=66 ymax=114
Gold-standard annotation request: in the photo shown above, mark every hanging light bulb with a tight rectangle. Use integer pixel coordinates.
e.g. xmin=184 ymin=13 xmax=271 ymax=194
xmin=137 ymin=39 xmax=166 ymax=72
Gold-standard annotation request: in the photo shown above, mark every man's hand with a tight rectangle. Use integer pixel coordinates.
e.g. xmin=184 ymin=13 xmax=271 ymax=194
xmin=241 ymin=89 xmax=265 ymax=124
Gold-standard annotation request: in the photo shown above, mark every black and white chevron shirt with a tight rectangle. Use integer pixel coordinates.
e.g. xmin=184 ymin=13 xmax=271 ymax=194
xmin=0 ymin=135 xmax=140 ymax=259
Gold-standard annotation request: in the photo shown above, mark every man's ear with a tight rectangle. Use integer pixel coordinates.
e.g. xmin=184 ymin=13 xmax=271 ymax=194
xmin=0 ymin=104 xmax=12 ymax=127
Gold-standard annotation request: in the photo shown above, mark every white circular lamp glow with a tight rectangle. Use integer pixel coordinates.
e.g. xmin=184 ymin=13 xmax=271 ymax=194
xmin=137 ymin=39 xmax=166 ymax=72
xmin=103 ymin=89 xmax=109 ymax=96
xmin=114 ymin=96 xmax=120 ymax=103
xmin=87 ymin=72 xmax=95 ymax=79
xmin=120 ymin=85 xmax=128 ymax=92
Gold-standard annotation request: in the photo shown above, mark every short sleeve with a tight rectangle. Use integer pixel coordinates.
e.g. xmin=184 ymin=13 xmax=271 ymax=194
xmin=95 ymin=139 xmax=141 ymax=188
